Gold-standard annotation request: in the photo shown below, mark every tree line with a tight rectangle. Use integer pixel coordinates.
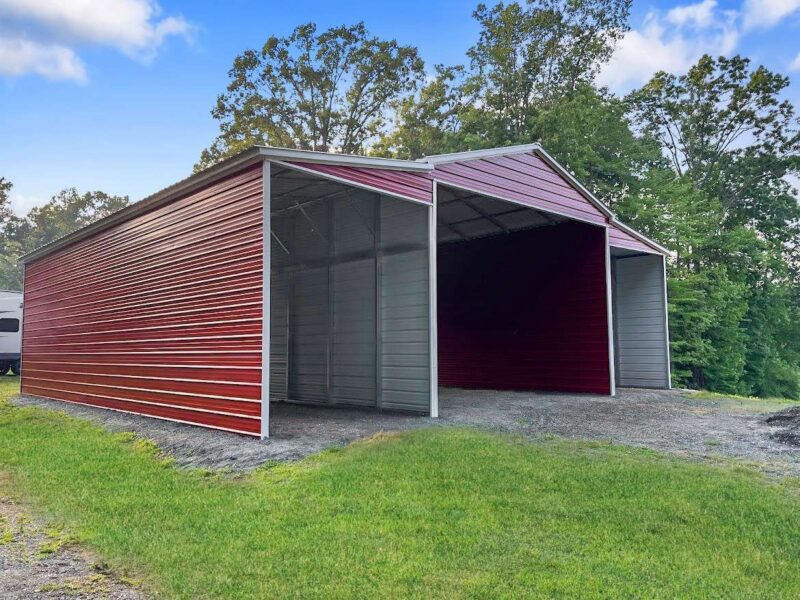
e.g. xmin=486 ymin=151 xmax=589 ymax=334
xmin=2 ymin=0 xmax=798 ymax=398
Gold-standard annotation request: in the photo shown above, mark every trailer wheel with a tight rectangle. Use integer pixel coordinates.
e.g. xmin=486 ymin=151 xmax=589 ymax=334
xmin=0 ymin=362 xmax=8 ymax=376
xmin=9 ymin=361 xmax=20 ymax=376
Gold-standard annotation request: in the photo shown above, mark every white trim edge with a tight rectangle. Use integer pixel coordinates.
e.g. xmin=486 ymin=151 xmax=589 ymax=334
xmin=261 ymin=159 xmax=271 ymax=439
xmin=429 ymin=182 xmax=439 ymax=418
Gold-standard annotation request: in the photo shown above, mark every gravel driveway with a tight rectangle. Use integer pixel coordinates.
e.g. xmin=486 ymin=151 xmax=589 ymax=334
xmin=0 ymin=491 xmax=143 ymax=600
xmin=12 ymin=387 xmax=800 ymax=476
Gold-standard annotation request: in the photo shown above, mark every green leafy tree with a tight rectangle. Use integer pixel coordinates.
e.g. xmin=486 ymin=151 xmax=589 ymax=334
xmin=628 ymin=55 xmax=800 ymax=396
xmin=0 ymin=178 xmax=24 ymax=290
xmin=0 ymin=187 xmax=129 ymax=288
xmin=627 ymin=55 xmax=800 ymax=250
xmin=197 ymin=22 xmax=424 ymax=170
xmin=465 ymin=0 xmax=631 ymax=142
xmin=372 ymin=65 xmax=470 ymax=159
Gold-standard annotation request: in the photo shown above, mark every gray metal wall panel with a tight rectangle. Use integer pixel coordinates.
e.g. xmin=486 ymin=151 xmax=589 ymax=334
xmin=269 ymin=183 xmax=431 ymax=413
xmin=289 ymin=266 xmax=329 ymax=402
xmin=332 ymin=258 xmax=376 ymax=405
xmin=613 ymin=255 xmax=670 ymax=388
xmin=269 ymin=272 xmax=289 ymax=401
xmin=380 ymin=196 xmax=430 ymax=411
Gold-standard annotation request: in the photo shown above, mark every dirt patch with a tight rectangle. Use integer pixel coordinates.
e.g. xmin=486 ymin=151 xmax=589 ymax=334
xmin=0 ymin=494 xmax=145 ymax=599
xmin=765 ymin=406 xmax=800 ymax=447
xmin=12 ymin=388 xmax=800 ymax=477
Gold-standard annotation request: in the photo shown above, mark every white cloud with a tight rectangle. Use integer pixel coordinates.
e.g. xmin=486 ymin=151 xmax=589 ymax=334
xmin=598 ymin=5 xmax=739 ymax=93
xmin=742 ymin=0 xmax=800 ymax=30
xmin=667 ymin=0 xmax=718 ymax=28
xmin=0 ymin=0 xmax=191 ymax=82
xmin=8 ymin=192 xmax=46 ymax=214
xmin=790 ymin=52 xmax=800 ymax=70
xmin=0 ymin=35 xmax=86 ymax=82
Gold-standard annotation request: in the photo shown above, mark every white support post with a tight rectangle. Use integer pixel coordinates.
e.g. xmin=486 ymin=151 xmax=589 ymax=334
xmin=261 ymin=160 xmax=271 ymax=439
xmin=604 ymin=227 xmax=617 ymax=397
xmin=661 ymin=254 xmax=672 ymax=389
xmin=429 ymin=182 xmax=439 ymax=417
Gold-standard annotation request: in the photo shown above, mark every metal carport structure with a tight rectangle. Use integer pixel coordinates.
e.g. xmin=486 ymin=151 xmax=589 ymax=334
xmin=20 ymin=144 xmax=671 ymax=438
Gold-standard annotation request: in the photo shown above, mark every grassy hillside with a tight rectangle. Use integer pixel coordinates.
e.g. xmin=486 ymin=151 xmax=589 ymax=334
xmin=1 ymin=377 xmax=799 ymax=599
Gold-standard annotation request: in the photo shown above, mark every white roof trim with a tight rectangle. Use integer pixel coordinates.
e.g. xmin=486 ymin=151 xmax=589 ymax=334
xmin=258 ymin=146 xmax=432 ymax=171
xmin=422 ymin=143 xmax=543 ymax=164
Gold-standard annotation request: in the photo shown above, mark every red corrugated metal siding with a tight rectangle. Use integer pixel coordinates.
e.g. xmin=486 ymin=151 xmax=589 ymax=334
xmin=437 ymin=222 xmax=611 ymax=394
xmin=287 ymin=161 xmax=433 ymax=203
xmin=21 ymin=165 xmax=263 ymax=436
xmin=608 ymin=223 xmax=658 ymax=253
xmin=433 ymin=153 xmax=607 ymax=225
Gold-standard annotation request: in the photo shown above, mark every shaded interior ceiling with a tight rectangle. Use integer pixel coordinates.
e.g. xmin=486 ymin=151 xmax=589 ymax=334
xmin=436 ymin=185 xmax=568 ymax=244
xmin=269 ymin=166 xmax=586 ymax=251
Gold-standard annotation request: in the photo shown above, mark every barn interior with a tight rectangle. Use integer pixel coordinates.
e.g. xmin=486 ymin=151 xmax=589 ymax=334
xmin=435 ymin=185 xmax=614 ymax=395
xmin=268 ymin=165 xmax=432 ymax=413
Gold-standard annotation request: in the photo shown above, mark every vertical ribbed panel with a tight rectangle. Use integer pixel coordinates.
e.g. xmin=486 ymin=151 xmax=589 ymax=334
xmin=270 ymin=187 xmax=430 ymax=413
xmin=613 ymin=255 xmax=670 ymax=388
xmin=380 ymin=199 xmax=431 ymax=411
xmin=332 ymin=258 xmax=376 ymax=405
xmin=269 ymin=271 xmax=289 ymax=401
xmin=21 ymin=165 xmax=264 ymax=436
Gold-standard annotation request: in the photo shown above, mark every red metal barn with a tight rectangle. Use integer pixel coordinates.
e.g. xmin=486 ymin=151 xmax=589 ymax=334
xmin=20 ymin=144 xmax=671 ymax=438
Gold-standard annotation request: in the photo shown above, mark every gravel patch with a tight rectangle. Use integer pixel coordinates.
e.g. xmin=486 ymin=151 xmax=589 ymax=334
xmin=11 ymin=388 xmax=800 ymax=476
xmin=0 ymin=492 xmax=144 ymax=599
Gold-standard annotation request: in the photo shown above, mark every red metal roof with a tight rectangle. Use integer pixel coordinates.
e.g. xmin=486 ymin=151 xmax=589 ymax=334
xmin=21 ymin=143 xmax=668 ymax=265
xmin=432 ymin=152 xmax=608 ymax=225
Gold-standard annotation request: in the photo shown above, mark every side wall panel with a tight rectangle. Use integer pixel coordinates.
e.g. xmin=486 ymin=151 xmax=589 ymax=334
xmin=21 ymin=166 xmax=264 ymax=435
xmin=269 ymin=187 xmax=430 ymax=412
xmin=437 ymin=222 xmax=611 ymax=394
xmin=380 ymin=199 xmax=430 ymax=411
xmin=612 ymin=255 xmax=670 ymax=388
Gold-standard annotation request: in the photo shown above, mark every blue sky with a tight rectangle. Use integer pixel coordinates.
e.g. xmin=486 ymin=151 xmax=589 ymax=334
xmin=1 ymin=0 xmax=799 ymax=214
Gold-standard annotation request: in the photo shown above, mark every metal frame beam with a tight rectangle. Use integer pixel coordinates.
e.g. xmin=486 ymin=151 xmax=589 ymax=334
xmin=261 ymin=160 xmax=272 ymax=439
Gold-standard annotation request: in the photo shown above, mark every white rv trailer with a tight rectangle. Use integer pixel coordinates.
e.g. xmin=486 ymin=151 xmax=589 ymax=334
xmin=0 ymin=290 xmax=22 ymax=375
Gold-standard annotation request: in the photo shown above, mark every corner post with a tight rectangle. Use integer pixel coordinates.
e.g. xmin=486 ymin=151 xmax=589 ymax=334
xmin=261 ymin=160 xmax=271 ymax=439
xmin=429 ymin=182 xmax=439 ymax=417
xmin=661 ymin=254 xmax=672 ymax=389
xmin=604 ymin=227 xmax=617 ymax=396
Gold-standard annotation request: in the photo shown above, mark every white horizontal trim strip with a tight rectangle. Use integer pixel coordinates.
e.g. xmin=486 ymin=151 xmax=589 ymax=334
xmin=24 ymin=333 xmax=261 ymax=346
xmin=423 ymin=143 xmax=542 ymax=164
xmin=24 ymin=350 xmax=259 ymax=355
xmin=24 ymin=361 xmax=259 ymax=370
xmin=28 ymin=300 xmax=262 ymax=328
xmin=26 ymin=376 xmax=260 ymax=403
xmin=262 ymin=147 xmax=431 ymax=171
xmin=28 ymin=317 xmax=262 ymax=339
xmin=24 ymin=368 xmax=258 ymax=387
xmin=23 ymin=390 xmax=261 ymax=433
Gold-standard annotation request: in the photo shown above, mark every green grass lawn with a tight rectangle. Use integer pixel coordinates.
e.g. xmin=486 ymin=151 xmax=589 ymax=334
xmin=1 ymin=376 xmax=799 ymax=599
xmin=688 ymin=389 xmax=797 ymax=411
